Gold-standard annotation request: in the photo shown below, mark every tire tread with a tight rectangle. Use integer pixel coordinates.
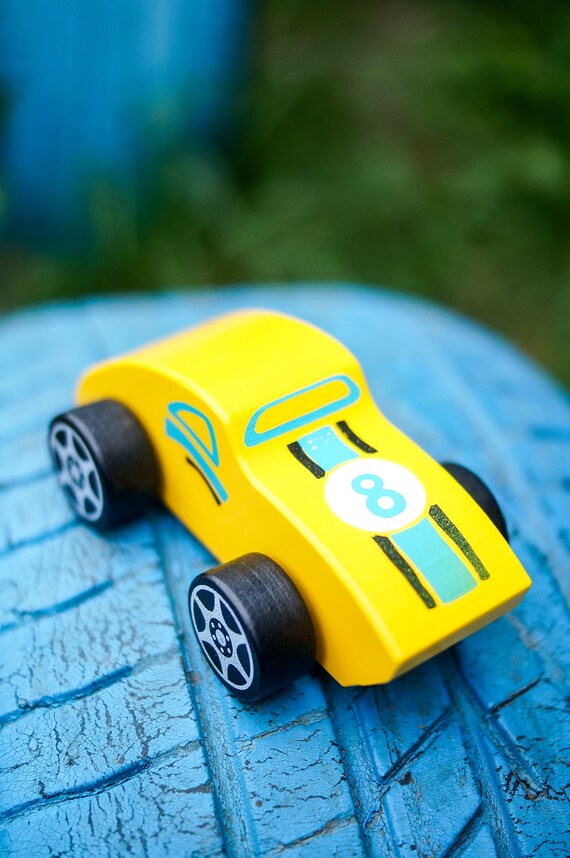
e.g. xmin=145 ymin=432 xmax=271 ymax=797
xmin=1 ymin=289 xmax=568 ymax=857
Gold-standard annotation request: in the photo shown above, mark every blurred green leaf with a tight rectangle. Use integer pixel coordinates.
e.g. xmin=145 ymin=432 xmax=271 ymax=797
xmin=1 ymin=0 xmax=569 ymax=386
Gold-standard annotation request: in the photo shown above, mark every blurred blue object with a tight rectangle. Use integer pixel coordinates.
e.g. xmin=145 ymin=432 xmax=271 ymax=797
xmin=0 ymin=0 xmax=249 ymax=247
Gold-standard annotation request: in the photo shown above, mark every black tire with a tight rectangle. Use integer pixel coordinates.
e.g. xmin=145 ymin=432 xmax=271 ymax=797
xmin=48 ymin=399 xmax=160 ymax=530
xmin=189 ymin=553 xmax=316 ymax=702
xmin=441 ymin=462 xmax=509 ymax=542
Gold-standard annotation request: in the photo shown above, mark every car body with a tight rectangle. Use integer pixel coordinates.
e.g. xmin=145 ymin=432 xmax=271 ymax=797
xmin=76 ymin=309 xmax=531 ymax=687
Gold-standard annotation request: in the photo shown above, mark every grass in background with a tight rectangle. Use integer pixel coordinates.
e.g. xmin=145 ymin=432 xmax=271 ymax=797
xmin=1 ymin=0 xmax=569 ymax=385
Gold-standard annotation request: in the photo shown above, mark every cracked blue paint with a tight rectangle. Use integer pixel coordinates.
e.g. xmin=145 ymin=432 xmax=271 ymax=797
xmin=1 ymin=288 xmax=569 ymax=857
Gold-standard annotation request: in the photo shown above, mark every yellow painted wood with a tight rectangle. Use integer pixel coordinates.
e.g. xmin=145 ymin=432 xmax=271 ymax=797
xmin=78 ymin=309 xmax=531 ymax=686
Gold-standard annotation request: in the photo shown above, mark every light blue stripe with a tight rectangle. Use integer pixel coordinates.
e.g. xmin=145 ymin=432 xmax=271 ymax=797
xmin=167 ymin=402 xmax=220 ymax=465
xmin=297 ymin=426 xmax=358 ymax=472
xmin=393 ymin=518 xmax=476 ymax=604
xmin=165 ymin=418 xmax=229 ymax=504
xmin=244 ymin=375 xmax=360 ymax=447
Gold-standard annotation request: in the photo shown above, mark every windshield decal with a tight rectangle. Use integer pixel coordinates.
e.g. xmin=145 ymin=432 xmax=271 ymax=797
xmin=244 ymin=374 xmax=360 ymax=448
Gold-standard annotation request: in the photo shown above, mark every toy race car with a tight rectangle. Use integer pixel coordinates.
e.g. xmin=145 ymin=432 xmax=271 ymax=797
xmin=48 ymin=309 xmax=531 ymax=700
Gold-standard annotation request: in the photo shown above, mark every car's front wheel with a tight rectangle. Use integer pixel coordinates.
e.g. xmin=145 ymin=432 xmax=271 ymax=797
xmin=49 ymin=399 xmax=160 ymax=530
xmin=441 ymin=462 xmax=508 ymax=542
xmin=189 ymin=553 xmax=316 ymax=701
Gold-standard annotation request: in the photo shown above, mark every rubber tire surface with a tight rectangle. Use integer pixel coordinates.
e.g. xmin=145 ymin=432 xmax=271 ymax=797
xmin=441 ymin=462 xmax=509 ymax=542
xmin=190 ymin=553 xmax=316 ymax=701
xmin=49 ymin=400 xmax=161 ymax=530
xmin=1 ymin=286 xmax=569 ymax=857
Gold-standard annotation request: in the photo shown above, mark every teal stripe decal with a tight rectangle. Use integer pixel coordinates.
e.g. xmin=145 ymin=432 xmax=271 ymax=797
xmin=166 ymin=418 xmax=229 ymax=504
xmin=393 ymin=518 xmax=477 ymax=604
xmin=297 ymin=426 xmax=358 ymax=472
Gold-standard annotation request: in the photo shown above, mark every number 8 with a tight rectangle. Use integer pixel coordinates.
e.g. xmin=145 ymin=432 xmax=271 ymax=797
xmin=351 ymin=473 xmax=407 ymax=519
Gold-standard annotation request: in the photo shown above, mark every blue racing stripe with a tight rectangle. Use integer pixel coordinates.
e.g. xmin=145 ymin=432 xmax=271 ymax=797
xmin=393 ymin=518 xmax=476 ymax=603
xmin=297 ymin=426 xmax=358 ymax=472
xmin=165 ymin=418 xmax=229 ymax=504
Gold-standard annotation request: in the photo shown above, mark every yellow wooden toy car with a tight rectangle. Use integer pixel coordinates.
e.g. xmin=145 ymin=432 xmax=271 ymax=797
xmin=48 ymin=310 xmax=531 ymax=700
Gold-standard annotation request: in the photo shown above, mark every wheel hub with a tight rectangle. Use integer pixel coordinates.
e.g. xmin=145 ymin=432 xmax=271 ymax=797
xmin=67 ymin=456 xmax=84 ymax=488
xmin=190 ymin=583 xmax=255 ymax=692
xmin=209 ymin=617 xmax=233 ymax=657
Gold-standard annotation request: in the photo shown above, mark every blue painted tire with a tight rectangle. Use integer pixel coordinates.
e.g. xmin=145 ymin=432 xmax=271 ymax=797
xmin=1 ymin=286 xmax=568 ymax=857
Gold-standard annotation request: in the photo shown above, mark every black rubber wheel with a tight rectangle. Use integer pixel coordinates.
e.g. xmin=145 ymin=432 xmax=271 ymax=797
xmin=48 ymin=399 xmax=160 ymax=530
xmin=441 ymin=462 xmax=509 ymax=542
xmin=189 ymin=553 xmax=316 ymax=702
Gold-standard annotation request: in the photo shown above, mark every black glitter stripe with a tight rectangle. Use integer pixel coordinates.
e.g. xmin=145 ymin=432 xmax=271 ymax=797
xmin=287 ymin=441 xmax=326 ymax=479
xmin=429 ymin=504 xmax=490 ymax=580
xmin=336 ymin=420 xmax=377 ymax=453
xmin=374 ymin=536 xmax=436 ymax=608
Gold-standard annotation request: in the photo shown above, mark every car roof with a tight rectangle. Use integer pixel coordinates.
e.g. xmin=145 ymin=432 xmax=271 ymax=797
xmin=129 ymin=309 xmax=366 ymax=427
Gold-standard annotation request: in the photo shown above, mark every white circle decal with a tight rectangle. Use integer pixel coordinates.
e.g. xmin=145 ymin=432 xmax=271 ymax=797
xmin=324 ymin=458 xmax=427 ymax=533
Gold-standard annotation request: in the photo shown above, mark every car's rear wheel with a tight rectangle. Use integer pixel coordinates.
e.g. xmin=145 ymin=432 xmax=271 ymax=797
xmin=189 ymin=553 xmax=316 ymax=701
xmin=441 ymin=462 xmax=508 ymax=542
xmin=49 ymin=399 xmax=160 ymax=530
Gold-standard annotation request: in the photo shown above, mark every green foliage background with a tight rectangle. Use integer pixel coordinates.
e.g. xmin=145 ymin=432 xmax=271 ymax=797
xmin=1 ymin=0 xmax=569 ymax=385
